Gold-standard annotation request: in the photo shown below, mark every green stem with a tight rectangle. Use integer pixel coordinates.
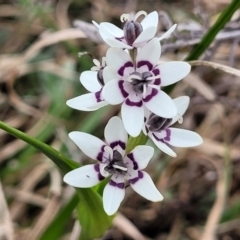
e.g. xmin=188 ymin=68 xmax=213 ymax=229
xmin=0 ymin=120 xmax=79 ymax=173
xmin=185 ymin=0 xmax=240 ymax=61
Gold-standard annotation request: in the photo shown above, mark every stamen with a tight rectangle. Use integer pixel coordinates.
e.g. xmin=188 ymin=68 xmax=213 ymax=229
xmin=104 ymin=146 xmax=113 ymax=159
xmin=134 ymin=11 xmax=147 ymax=21
xmin=93 ymin=59 xmax=100 ymax=67
xmin=178 ymin=115 xmax=183 ymax=124
xmin=146 ymin=75 xmax=161 ymax=81
xmin=148 ymin=84 xmax=160 ymax=90
xmin=100 ymin=164 xmax=110 ymax=177
xmin=112 ymin=164 xmax=127 ymax=171
xmin=101 ymin=57 xmax=107 ymax=67
xmin=120 ymin=13 xmax=130 ymax=22
xmin=143 ymin=84 xmax=147 ymax=99
xmin=91 ymin=66 xmax=99 ymax=71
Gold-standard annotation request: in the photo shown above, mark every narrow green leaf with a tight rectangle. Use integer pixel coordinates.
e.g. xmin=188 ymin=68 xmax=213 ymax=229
xmin=0 ymin=120 xmax=78 ymax=174
xmin=185 ymin=0 xmax=240 ymax=61
xmin=77 ymin=189 xmax=113 ymax=240
xmin=39 ymin=193 xmax=79 ymax=240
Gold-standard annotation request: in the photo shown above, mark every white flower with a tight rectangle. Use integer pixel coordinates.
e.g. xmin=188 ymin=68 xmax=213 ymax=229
xmin=66 ymin=58 xmax=113 ymax=111
xmin=64 ymin=116 xmax=163 ymax=215
xmin=93 ymin=11 xmax=176 ymax=49
xmin=144 ymin=96 xmax=203 ymax=157
xmin=102 ymin=38 xmax=191 ymax=137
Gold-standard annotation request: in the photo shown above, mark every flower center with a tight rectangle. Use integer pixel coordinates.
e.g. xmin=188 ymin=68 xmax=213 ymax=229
xmin=104 ymin=150 xmax=127 ymax=175
xmin=128 ymin=71 xmax=153 ymax=97
xmin=147 ymin=113 xmax=172 ymax=132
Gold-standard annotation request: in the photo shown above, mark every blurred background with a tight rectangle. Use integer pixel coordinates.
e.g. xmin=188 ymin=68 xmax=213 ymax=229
xmin=0 ymin=0 xmax=240 ymax=239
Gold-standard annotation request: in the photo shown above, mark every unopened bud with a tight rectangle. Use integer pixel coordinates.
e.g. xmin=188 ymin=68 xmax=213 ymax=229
xmin=123 ymin=21 xmax=143 ymax=45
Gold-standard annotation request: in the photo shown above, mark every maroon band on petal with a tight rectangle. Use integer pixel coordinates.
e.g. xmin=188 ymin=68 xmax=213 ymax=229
xmin=118 ymin=61 xmax=134 ymax=76
xmin=94 ymin=164 xmax=105 ymax=181
xmin=118 ymin=80 xmax=129 ymax=98
xmin=137 ymin=60 xmax=153 ymax=71
xmin=110 ymin=141 xmax=126 ymax=150
xmin=143 ymin=88 xmax=158 ymax=102
xmin=127 ymin=152 xmax=138 ymax=170
xmin=152 ymin=68 xmax=161 ymax=85
xmin=129 ymin=171 xmax=143 ymax=184
xmin=109 ymin=179 xmax=125 ymax=189
xmin=95 ymin=89 xmax=103 ymax=103
xmin=125 ymin=98 xmax=143 ymax=107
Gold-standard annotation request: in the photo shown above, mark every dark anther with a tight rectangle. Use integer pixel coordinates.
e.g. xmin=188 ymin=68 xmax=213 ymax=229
xmin=147 ymin=113 xmax=172 ymax=132
xmin=130 ymin=71 xmax=153 ymax=94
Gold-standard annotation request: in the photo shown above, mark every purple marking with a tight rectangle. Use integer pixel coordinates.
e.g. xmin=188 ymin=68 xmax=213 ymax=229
xmin=118 ymin=80 xmax=129 ymax=98
xmin=137 ymin=61 xmax=153 ymax=71
xmin=109 ymin=179 xmax=125 ymax=189
xmin=152 ymin=68 xmax=161 ymax=85
xmin=115 ymin=36 xmax=125 ymax=41
xmin=129 ymin=171 xmax=143 ymax=184
xmin=95 ymin=89 xmax=102 ymax=103
xmin=152 ymin=133 xmax=164 ymax=143
xmin=164 ymin=129 xmax=171 ymax=141
xmin=110 ymin=141 xmax=126 ymax=150
xmin=118 ymin=61 xmax=134 ymax=76
xmin=94 ymin=164 xmax=100 ymax=172
xmin=127 ymin=152 xmax=138 ymax=170
xmin=125 ymin=98 xmax=143 ymax=107
xmin=94 ymin=164 xmax=105 ymax=181
xmin=96 ymin=145 xmax=106 ymax=162
xmin=98 ymin=173 xmax=105 ymax=181
xmin=143 ymin=88 xmax=158 ymax=102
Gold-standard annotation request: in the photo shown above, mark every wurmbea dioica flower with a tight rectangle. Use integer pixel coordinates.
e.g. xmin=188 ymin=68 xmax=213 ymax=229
xmin=93 ymin=11 xmax=177 ymax=49
xmin=67 ymin=57 xmax=112 ymax=111
xmin=102 ymin=38 xmax=191 ymax=137
xmin=143 ymin=96 xmax=203 ymax=157
xmin=64 ymin=117 xmax=163 ymax=215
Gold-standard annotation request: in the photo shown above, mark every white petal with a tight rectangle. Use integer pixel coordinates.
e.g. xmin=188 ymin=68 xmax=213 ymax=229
xmin=128 ymin=146 xmax=154 ymax=170
xmin=66 ymin=93 xmax=105 ymax=111
xmin=159 ymin=62 xmax=191 ymax=87
xmin=98 ymin=22 xmax=123 ymax=38
xmin=106 ymin=48 xmax=134 ymax=76
xmin=158 ymin=24 xmax=177 ymax=41
xmin=104 ymin=116 xmax=128 ymax=154
xmin=103 ymin=175 xmax=125 ymax=215
xmin=69 ymin=132 xmax=105 ymax=160
xmin=87 ymin=100 xmax=109 ymax=110
xmin=150 ymin=133 xmax=177 ymax=157
xmin=136 ymin=38 xmax=161 ymax=69
xmin=102 ymin=79 xmax=128 ymax=105
xmin=130 ymin=171 xmax=163 ymax=201
xmin=167 ymin=128 xmax=203 ymax=147
xmin=121 ymin=99 xmax=144 ymax=137
xmin=143 ymin=89 xmax=177 ymax=118
xmin=141 ymin=11 xmax=158 ymax=30
xmin=102 ymin=66 xmax=118 ymax=84
xmin=171 ymin=96 xmax=190 ymax=125
xmin=80 ymin=71 xmax=101 ymax=92
xmin=134 ymin=27 xmax=158 ymax=46
xmin=100 ymin=32 xmax=131 ymax=49
xmin=63 ymin=164 xmax=101 ymax=188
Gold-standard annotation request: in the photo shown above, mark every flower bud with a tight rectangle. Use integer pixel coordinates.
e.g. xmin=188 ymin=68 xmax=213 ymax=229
xmin=123 ymin=21 xmax=143 ymax=45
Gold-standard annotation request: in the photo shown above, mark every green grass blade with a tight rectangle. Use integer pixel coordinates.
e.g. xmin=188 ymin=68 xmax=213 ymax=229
xmin=39 ymin=193 xmax=79 ymax=240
